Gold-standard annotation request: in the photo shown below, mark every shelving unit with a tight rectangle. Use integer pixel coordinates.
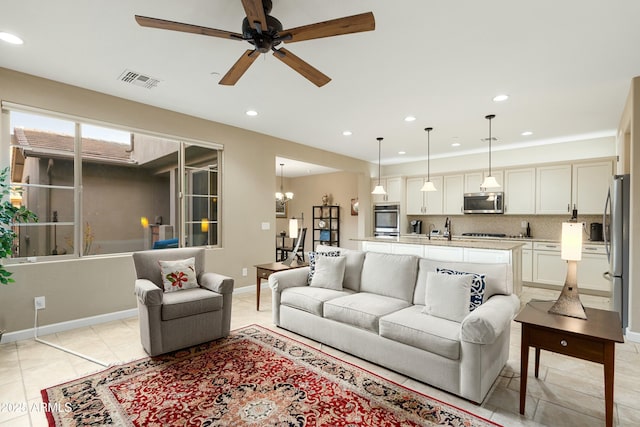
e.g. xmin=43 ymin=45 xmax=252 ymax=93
xmin=313 ymin=205 xmax=340 ymax=248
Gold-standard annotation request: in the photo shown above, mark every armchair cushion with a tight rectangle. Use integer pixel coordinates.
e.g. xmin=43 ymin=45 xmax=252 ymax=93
xmin=161 ymin=288 xmax=223 ymax=321
xmin=159 ymin=257 xmax=199 ymax=292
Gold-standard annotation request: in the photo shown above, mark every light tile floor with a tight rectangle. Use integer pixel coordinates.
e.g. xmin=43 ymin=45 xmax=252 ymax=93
xmin=1 ymin=286 xmax=639 ymax=426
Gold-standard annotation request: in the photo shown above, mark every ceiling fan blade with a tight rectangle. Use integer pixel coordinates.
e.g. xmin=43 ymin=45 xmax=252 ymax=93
xmin=135 ymin=15 xmax=243 ymax=40
xmin=219 ymin=50 xmax=260 ymax=86
xmin=272 ymin=48 xmax=331 ymax=87
xmin=282 ymin=12 xmax=375 ymax=43
xmin=241 ymin=0 xmax=268 ymax=32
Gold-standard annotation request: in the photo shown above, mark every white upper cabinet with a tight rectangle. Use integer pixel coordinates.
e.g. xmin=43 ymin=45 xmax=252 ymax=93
xmin=406 ymin=176 xmax=443 ymax=215
xmin=504 ymin=168 xmax=536 ymax=214
xmin=443 ymin=174 xmax=464 ymax=215
xmin=372 ymin=177 xmax=402 ymax=203
xmin=572 ymin=161 xmax=613 ymax=214
xmin=464 ymin=170 xmax=503 ymax=193
xmin=535 ymin=164 xmax=572 ymax=214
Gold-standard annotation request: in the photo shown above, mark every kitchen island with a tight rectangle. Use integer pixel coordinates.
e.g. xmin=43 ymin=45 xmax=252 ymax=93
xmin=355 ymin=236 xmax=525 ymax=295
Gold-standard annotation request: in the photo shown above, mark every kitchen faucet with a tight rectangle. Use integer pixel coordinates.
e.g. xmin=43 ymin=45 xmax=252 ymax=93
xmin=444 ymin=217 xmax=452 ymax=241
xmin=427 ymin=223 xmax=435 ymax=240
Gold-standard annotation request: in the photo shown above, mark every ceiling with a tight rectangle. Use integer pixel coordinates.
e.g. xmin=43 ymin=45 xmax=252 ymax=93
xmin=2 ymin=0 xmax=639 ymax=172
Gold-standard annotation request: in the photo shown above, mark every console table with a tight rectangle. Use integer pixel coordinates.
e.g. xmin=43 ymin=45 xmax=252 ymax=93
xmin=254 ymin=262 xmax=308 ymax=311
xmin=515 ymin=301 xmax=623 ymax=427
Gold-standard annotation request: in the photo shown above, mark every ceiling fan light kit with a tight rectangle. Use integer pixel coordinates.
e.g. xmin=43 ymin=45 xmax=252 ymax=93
xmin=135 ymin=0 xmax=375 ymax=87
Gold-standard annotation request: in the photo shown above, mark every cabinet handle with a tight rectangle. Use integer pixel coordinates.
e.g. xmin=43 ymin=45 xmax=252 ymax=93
xmin=560 ymin=339 xmax=568 ymax=347
xmin=584 ymin=247 xmax=598 ymax=251
xmin=545 ymin=245 xmax=558 ymax=249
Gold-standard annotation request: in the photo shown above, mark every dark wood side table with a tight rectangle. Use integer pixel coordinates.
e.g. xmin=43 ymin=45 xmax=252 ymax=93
xmin=515 ymin=301 xmax=624 ymax=427
xmin=253 ymin=262 xmax=308 ymax=311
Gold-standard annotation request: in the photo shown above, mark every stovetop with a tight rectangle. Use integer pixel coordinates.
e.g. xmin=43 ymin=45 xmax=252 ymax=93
xmin=461 ymin=232 xmax=507 ymax=238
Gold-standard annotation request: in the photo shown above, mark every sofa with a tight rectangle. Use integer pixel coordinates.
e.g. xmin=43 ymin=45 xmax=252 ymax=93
xmin=269 ymin=245 xmax=520 ymax=403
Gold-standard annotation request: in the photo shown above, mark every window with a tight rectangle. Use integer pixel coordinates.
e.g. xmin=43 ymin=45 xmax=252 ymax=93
xmin=3 ymin=106 xmax=222 ymax=260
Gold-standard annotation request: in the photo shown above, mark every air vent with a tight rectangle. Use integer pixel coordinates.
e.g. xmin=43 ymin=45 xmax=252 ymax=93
xmin=118 ymin=69 xmax=160 ymax=89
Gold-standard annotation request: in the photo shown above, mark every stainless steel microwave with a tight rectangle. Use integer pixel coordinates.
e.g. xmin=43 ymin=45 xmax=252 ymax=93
xmin=373 ymin=204 xmax=400 ymax=236
xmin=463 ymin=192 xmax=504 ymax=214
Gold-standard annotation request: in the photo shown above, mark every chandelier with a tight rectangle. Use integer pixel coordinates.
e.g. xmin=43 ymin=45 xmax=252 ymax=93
xmin=276 ymin=163 xmax=294 ymax=202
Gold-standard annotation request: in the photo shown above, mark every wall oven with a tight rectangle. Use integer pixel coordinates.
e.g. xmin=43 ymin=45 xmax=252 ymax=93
xmin=463 ymin=192 xmax=504 ymax=214
xmin=374 ymin=204 xmax=400 ymax=237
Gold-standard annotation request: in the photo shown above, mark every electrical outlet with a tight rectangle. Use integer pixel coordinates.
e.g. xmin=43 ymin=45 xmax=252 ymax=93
xmin=34 ymin=296 xmax=46 ymax=310
xmin=242 ymin=268 xmax=248 ymax=277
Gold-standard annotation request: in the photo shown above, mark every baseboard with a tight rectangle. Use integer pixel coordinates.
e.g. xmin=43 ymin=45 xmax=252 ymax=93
xmin=1 ymin=308 xmax=138 ymax=344
xmin=234 ymin=283 xmax=268 ymax=294
xmin=625 ymin=328 xmax=640 ymax=343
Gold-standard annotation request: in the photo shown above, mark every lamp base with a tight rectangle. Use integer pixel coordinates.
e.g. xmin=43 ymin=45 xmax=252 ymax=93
xmin=548 ymin=261 xmax=587 ymax=319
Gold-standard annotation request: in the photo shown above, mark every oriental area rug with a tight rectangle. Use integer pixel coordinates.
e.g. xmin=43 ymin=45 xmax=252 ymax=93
xmin=42 ymin=325 xmax=501 ymax=427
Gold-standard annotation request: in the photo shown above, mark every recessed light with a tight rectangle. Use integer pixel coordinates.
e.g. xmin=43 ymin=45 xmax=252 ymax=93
xmin=398 ymin=151 xmax=406 ymax=155
xmin=451 ymin=142 xmax=461 ymax=147
xmin=493 ymin=94 xmax=509 ymax=102
xmin=521 ymin=131 xmax=533 ymax=136
xmin=0 ymin=32 xmax=23 ymax=45
xmin=342 ymin=130 xmax=352 ymax=136
xmin=245 ymin=110 xmax=258 ymax=116
xmin=404 ymin=116 xmax=416 ymax=122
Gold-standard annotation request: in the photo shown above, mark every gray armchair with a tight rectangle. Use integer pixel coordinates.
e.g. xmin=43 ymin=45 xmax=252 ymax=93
xmin=133 ymin=247 xmax=234 ymax=356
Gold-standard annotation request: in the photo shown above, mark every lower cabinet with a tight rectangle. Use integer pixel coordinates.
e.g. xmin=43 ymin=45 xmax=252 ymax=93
xmin=532 ymin=242 xmax=610 ymax=294
xmin=522 ymin=242 xmax=533 ymax=282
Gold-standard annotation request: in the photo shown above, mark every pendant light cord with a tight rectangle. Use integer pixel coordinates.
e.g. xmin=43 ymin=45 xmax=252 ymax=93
xmin=376 ymin=137 xmax=383 ymax=185
xmin=425 ymin=127 xmax=433 ymax=181
xmin=485 ymin=114 xmax=495 ymax=176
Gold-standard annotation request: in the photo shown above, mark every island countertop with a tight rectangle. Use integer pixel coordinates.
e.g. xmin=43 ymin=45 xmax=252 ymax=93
xmin=354 ymin=236 xmax=526 ymax=251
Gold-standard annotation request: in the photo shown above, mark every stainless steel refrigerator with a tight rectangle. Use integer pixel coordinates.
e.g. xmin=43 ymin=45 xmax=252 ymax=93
xmin=604 ymin=174 xmax=630 ymax=330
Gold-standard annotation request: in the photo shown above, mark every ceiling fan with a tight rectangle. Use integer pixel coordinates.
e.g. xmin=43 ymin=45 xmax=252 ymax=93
xmin=135 ymin=0 xmax=375 ymax=87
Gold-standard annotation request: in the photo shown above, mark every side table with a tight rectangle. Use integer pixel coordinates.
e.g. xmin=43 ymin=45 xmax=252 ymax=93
xmin=254 ymin=262 xmax=308 ymax=311
xmin=514 ymin=301 xmax=624 ymax=427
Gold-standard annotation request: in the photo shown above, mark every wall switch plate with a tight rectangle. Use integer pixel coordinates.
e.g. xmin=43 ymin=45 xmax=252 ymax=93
xmin=242 ymin=268 xmax=248 ymax=277
xmin=261 ymin=222 xmax=270 ymax=230
xmin=34 ymin=296 xmax=45 ymax=310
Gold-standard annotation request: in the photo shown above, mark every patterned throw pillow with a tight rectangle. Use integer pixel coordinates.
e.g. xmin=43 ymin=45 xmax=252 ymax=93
xmin=436 ymin=267 xmax=486 ymax=311
xmin=158 ymin=257 xmax=199 ymax=292
xmin=307 ymin=250 xmax=341 ymax=285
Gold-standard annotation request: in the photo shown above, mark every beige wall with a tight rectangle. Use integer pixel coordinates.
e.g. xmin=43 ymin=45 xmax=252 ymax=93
xmin=0 ymin=67 xmax=371 ymax=333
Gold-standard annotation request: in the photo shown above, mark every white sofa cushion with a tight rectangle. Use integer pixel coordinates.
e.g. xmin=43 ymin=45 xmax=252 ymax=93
xmin=281 ymin=287 xmax=355 ymax=316
xmin=316 ymin=245 xmax=366 ymax=291
xmin=310 ymin=255 xmax=346 ymax=290
xmin=324 ymin=292 xmax=410 ymax=333
xmin=360 ymin=252 xmax=418 ymax=302
xmin=423 ymin=272 xmax=473 ymax=322
xmin=414 ymin=259 xmax=511 ymax=305
xmin=379 ymin=305 xmax=461 ymax=360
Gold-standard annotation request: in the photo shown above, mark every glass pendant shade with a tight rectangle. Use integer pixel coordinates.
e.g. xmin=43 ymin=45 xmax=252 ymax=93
xmin=481 ymin=175 xmax=500 ymax=188
xmin=420 ymin=180 xmax=437 ymax=192
xmin=372 ymin=185 xmax=387 ymax=195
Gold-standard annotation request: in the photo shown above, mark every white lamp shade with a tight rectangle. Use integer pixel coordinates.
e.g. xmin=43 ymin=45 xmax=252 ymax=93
xmin=481 ymin=175 xmax=501 ymax=188
xmin=420 ymin=180 xmax=438 ymax=192
xmin=289 ymin=219 xmax=299 ymax=239
xmin=561 ymin=222 xmax=583 ymax=261
xmin=371 ymin=185 xmax=387 ymax=195
xmin=285 ymin=191 xmax=294 ymax=200
xmin=275 ymin=192 xmax=283 ymax=200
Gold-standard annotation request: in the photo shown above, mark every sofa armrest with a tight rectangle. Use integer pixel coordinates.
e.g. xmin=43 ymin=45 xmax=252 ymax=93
xmin=134 ymin=279 xmax=163 ymax=306
xmin=268 ymin=267 xmax=310 ymax=292
xmin=199 ymin=272 xmax=234 ymax=294
xmin=461 ymin=294 xmax=520 ymax=345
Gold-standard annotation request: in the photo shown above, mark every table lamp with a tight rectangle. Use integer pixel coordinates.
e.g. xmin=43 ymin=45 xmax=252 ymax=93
xmin=283 ymin=214 xmax=303 ymax=266
xmin=548 ymin=222 xmax=587 ymax=319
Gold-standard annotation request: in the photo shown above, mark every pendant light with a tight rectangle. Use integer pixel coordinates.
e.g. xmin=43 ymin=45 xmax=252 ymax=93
xmin=481 ymin=114 xmax=501 ymax=189
xmin=371 ymin=137 xmax=387 ymax=195
xmin=275 ymin=163 xmax=294 ymax=202
xmin=420 ymin=127 xmax=437 ymax=192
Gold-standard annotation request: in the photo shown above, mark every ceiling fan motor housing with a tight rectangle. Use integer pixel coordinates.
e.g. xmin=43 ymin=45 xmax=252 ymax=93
xmin=242 ymin=15 xmax=283 ymax=52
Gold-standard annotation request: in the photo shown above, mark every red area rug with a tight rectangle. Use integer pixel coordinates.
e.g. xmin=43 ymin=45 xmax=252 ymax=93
xmin=42 ymin=325 xmax=501 ymax=426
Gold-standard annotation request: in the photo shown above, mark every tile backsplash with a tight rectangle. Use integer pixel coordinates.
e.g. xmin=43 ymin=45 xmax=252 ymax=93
xmin=406 ymin=214 xmax=604 ymax=241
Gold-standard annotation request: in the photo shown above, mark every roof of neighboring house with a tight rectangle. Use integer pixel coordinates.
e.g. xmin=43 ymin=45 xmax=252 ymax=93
xmin=12 ymin=128 xmax=134 ymax=163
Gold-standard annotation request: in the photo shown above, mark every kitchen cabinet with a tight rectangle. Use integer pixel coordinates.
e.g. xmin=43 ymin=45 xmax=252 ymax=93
xmin=532 ymin=241 xmax=611 ymax=294
xmin=504 ymin=168 xmax=536 ymax=214
xmin=372 ymin=177 xmax=402 ymax=203
xmin=464 ymin=170 xmax=503 ymax=193
xmin=443 ymin=174 xmax=464 ymax=215
xmin=405 ymin=176 xmax=443 ymax=215
xmin=535 ymin=164 xmax=572 ymax=214
xmin=522 ymin=242 xmax=533 ymax=282
xmin=572 ymin=161 xmax=613 ymax=214
xmin=391 ymin=243 xmax=424 ymax=257
xmin=361 ymin=241 xmax=392 ymax=253
xmin=425 ymin=245 xmax=464 ymax=262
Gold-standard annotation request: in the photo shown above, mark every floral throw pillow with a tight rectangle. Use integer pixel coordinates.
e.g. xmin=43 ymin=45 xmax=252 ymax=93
xmin=307 ymin=250 xmax=341 ymax=285
xmin=159 ymin=257 xmax=199 ymax=292
xmin=436 ymin=267 xmax=486 ymax=311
